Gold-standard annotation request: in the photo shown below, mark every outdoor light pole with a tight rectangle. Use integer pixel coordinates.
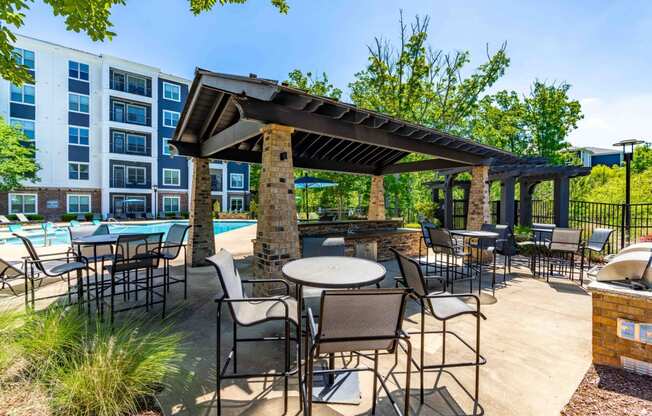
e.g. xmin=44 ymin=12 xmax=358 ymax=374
xmin=613 ymin=139 xmax=644 ymax=246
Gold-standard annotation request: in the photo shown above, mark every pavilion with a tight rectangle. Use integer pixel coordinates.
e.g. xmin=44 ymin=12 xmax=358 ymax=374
xmin=170 ymin=69 xmax=583 ymax=287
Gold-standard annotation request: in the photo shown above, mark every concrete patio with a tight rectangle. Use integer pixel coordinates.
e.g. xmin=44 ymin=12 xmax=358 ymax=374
xmin=0 ymin=224 xmax=593 ymax=416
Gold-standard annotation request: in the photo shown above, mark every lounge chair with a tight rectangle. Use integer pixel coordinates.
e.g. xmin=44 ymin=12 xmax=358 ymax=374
xmin=0 ymin=215 xmax=11 ymax=224
xmin=16 ymin=213 xmax=30 ymax=223
xmin=208 ymin=249 xmax=299 ymax=416
xmin=304 ymin=289 xmax=413 ymax=415
xmin=392 ymin=248 xmax=486 ymax=412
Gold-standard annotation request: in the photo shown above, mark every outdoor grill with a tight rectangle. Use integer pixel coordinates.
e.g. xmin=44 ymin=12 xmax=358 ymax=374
xmin=593 ymin=243 xmax=652 ymax=291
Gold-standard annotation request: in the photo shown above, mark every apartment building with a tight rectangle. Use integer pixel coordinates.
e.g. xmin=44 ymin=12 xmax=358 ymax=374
xmin=0 ymin=35 xmax=249 ymax=220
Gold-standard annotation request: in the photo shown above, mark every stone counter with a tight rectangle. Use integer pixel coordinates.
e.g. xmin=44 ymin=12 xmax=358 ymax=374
xmin=298 ymin=219 xmax=404 ymax=236
xmin=588 ymin=281 xmax=652 ymax=375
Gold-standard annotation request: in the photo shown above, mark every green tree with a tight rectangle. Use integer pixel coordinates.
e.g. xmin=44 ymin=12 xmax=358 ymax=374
xmin=633 ymin=142 xmax=652 ymax=173
xmin=471 ymin=91 xmax=527 ymax=154
xmin=286 ymin=69 xmax=342 ymax=100
xmin=0 ymin=118 xmax=40 ymax=190
xmin=0 ymin=0 xmax=289 ymax=85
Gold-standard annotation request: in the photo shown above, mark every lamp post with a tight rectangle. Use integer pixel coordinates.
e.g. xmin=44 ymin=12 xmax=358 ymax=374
xmin=613 ymin=139 xmax=644 ymax=246
xmin=153 ymin=185 xmax=158 ymax=219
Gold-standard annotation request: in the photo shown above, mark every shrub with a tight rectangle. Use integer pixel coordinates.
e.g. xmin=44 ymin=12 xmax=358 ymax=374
xmin=61 ymin=213 xmax=77 ymax=222
xmin=180 ymin=211 xmax=189 ymax=219
xmin=26 ymin=214 xmax=44 ymax=221
xmin=84 ymin=212 xmax=93 ymax=221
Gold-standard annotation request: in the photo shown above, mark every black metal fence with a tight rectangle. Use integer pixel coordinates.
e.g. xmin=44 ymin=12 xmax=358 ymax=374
xmin=489 ymin=199 xmax=652 ymax=253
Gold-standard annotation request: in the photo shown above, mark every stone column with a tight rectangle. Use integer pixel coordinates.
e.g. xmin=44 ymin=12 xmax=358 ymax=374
xmin=188 ymin=157 xmax=216 ymax=266
xmin=367 ymin=175 xmax=386 ymax=220
xmin=466 ymin=165 xmax=490 ymax=230
xmin=253 ymin=124 xmax=300 ymax=295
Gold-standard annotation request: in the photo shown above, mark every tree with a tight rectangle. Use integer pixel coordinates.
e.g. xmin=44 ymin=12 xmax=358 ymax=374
xmin=633 ymin=143 xmax=652 ymax=173
xmin=471 ymin=91 xmax=528 ymax=154
xmin=286 ymin=69 xmax=342 ymax=100
xmin=0 ymin=118 xmax=40 ymax=190
xmin=0 ymin=0 xmax=289 ymax=85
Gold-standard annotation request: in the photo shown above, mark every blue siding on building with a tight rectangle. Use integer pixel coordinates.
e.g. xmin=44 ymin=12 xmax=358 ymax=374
xmin=68 ymin=79 xmax=90 ymax=95
xmin=69 ymin=112 xmax=89 ymax=127
xmin=226 ymin=162 xmax=249 ymax=191
xmin=157 ymin=78 xmax=189 ymax=190
xmin=68 ymin=145 xmax=89 ymax=162
xmin=10 ymin=103 xmax=35 ymax=120
xmin=591 ymin=154 xmax=621 ymax=167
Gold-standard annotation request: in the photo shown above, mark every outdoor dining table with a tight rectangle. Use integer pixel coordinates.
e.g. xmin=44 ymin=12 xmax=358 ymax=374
xmin=282 ymin=256 xmax=386 ymax=405
xmin=450 ymin=229 xmax=499 ymax=302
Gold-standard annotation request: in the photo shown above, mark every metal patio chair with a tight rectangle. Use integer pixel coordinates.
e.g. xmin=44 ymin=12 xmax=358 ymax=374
xmin=304 ymin=289 xmax=413 ymax=416
xmin=427 ymin=227 xmax=474 ymax=293
xmin=585 ymin=228 xmax=613 ymax=269
xmin=0 ymin=257 xmax=35 ymax=296
xmin=160 ymin=224 xmax=190 ymax=298
xmin=392 ymin=248 xmax=486 ymax=415
xmin=13 ymin=233 xmax=89 ymax=310
xmin=418 ymin=221 xmax=439 ymax=275
xmin=207 ymin=249 xmax=299 ymax=416
xmin=544 ymin=228 xmax=585 ymax=285
xmin=101 ymin=232 xmax=165 ymax=323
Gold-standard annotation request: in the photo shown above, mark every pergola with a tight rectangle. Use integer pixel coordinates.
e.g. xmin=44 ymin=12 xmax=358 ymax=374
xmin=171 ymin=70 xmax=558 ymax=283
xmin=426 ymin=163 xmax=590 ymax=228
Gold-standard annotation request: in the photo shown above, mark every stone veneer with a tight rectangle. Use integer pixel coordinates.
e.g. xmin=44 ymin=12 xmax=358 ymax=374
xmin=188 ymin=157 xmax=216 ymax=266
xmin=588 ymin=281 xmax=651 ymax=372
xmin=466 ymin=165 xmax=490 ymax=230
xmin=368 ymin=175 xmax=386 ymax=220
xmin=253 ymin=124 xmax=300 ymax=295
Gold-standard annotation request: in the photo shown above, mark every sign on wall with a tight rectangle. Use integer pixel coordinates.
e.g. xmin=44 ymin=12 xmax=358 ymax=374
xmin=46 ymin=200 xmax=59 ymax=209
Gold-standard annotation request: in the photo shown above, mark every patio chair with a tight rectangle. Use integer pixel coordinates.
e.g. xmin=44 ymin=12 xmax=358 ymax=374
xmin=533 ymin=223 xmax=555 ymax=245
xmin=68 ymin=225 xmax=114 ymax=266
xmin=207 ymin=249 xmax=299 ymax=416
xmin=427 ymin=227 xmax=474 ymax=293
xmin=16 ymin=213 xmax=30 ymax=223
xmin=101 ymin=233 xmax=165 ymax=324
xmin=301 ymin=237 xmax=347 ymax=302
xmin=0 ymin=257 xmax=32 ymax=296
xmin=159 ymin=224 xmax=190 ymax=298
xmin=13 ymin=233 xmax=89 ymax=309
xmin=392 ymin=248 xmax=486 ymax=413
xmin=418 ymin=221 xmax=439 ymax=275
xmin=585 ymin=228 xmax=613 ymax=269
xmin=304 ymin=289 xmax=413 ymax=416
xmin=493 ymin=224 xmax=518 ymax=284
xmin=544 ymin=228 xmax=585 ymax=285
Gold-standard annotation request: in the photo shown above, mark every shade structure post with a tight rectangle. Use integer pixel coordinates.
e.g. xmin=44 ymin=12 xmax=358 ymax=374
xmin=553 ymin=175 xmax=570 ymax=227
xmin=519 ymin=180 xmax=535 ymax=227
xmin=368 ymin=175 xmax=386 ymax=220
xmin=253 ymin=124 xmax=300 ymax=295
xmin=499 ymin=176 xmax=516 ymax=227
xmin=443 ymin=175 xmax=454 ymax=228
xmin=188 ymin=157 xmax=216 ymax=266
xmin=466 ymin=165 xmax=490 ymax=230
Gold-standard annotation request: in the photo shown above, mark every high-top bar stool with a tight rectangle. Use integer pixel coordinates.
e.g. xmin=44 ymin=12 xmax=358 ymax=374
xmin=427 ymin=227 xmax=474 ymax=293
xmin=392 ymin=248 xmax=487 ymax=415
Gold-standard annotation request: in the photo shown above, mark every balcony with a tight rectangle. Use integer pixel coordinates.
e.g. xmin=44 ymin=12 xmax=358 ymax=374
xmin=110 ymin=98 xmax=151 ymax=127
xmin=109 ymin=68 xmax=152 ymax=97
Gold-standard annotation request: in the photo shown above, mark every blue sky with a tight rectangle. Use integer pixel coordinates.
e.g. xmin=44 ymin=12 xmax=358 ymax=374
xmin=18 ymin=0 xmax=652 ymax=148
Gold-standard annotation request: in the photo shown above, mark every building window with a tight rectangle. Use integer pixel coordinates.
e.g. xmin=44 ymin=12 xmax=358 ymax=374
xmin=111 ymin=100 xmax=149 ymax=125
xmin=162 ymin=137 xmax=172 ymax=156
xmin=162 ymin=110 xmax=179 ymax=128
xmin=126 ymin=133 xmax=146 ymax=154
xmin=10 ymin=118 xmax=35 ymax=142
xmin=162 ymin=195 xmax=180 ymax=213
xmin=109 ymin=69 xmax=152 ymax=97
xmin=69 ymin=93 xmax=90 ymax=113
xmin=69 ymin=126 xmax=89 ymax=145
xmin=211 ymin=173 xmax=222 ymax=192
xmin=127 ymin=74 xmax=147 ymax=95
xmin=10 ymin=83 xmax=35 ymax=105
xmin=67 ymin=194 xmax=91 ymax=213
xmin=163 ymin=168 xmax=180 ymax=186
xmin=230 ymin=197 xmax=244 ymax=212
xmin=13 ymin=48 xmax=35 ymax=70
xmin=230 ymin=173 xmax=244 ymax=189
xmin=69 ymin=162 xmax=89 ymax=180
xmin=126 ymin=166 xmax=146 ymax=185
xmin=9 ymin=193 xmax=37 ymax=214
xmin=68 ymin=61 xmax=89 ymax=81
xmin=162 ymin=82 xmax=181 ymax=101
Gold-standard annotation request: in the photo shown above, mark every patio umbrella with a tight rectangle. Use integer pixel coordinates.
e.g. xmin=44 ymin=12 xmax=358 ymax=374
xmin=294 ymin=176 xmax=337 ymax=220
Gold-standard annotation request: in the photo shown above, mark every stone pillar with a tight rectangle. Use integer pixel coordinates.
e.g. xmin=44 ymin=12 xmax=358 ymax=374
xmin=466 ymin=165 xmax=490 ymax=230
xmin=188 ymin=157 xmax=216 ymax=266
xmin=554 ymin=175 xmax=570 ymax=227
xmin=499 ymin=176 xmax=516 ymax=227
xmin=253 ymin=124 xmax=300 ymax=295
xmin=367 ymin=175 xmax=386 ymax=220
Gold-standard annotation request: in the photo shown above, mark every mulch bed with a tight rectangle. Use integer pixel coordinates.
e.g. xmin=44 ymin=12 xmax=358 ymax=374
xmin=561 ymin=364 xmax=652 ymax=416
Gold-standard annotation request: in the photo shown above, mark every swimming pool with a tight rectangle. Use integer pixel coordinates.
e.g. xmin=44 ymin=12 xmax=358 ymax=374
xmin=3 ymin=220 xmax=255 ymax=246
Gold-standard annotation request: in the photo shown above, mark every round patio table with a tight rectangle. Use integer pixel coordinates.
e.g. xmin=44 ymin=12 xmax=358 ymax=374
xmin=450 ymin=230 xmax=499 ymax=303
xmin=282 ymin=256 xmax=386 ymax=405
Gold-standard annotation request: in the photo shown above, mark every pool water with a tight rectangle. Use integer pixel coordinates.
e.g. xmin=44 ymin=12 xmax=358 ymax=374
xmin=3 ymin=220 xmax=255 ymax=246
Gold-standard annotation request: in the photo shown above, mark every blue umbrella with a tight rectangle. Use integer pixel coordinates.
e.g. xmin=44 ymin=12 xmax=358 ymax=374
xmin=295 ymin=176 xmax=337 ymax=220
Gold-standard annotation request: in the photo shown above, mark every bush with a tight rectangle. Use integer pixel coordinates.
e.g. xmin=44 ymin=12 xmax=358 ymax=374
xmin=84 ymin=212 xmax=93 ymax=221
xmin=180 ymin=211 xmax=189 ymax=219
xmin=61 ymin=213 xmax=77 ymax=222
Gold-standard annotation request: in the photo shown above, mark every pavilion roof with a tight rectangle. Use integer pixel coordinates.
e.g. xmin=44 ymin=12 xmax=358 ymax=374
xmin=171 ymin=69 xmax=532 ymax=175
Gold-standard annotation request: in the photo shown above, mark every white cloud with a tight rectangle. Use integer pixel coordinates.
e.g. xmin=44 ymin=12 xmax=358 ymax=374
xmin=568 ymin=94 xmax=652 ymax=148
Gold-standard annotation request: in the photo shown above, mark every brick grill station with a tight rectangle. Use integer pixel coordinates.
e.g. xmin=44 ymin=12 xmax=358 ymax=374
xmin=588 ymin=281 xmax=652 ymax=375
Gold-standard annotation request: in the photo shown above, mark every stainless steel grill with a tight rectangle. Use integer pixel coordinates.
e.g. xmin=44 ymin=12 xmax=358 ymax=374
xmin=593 ymin=243 xmax=652 ymax=290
